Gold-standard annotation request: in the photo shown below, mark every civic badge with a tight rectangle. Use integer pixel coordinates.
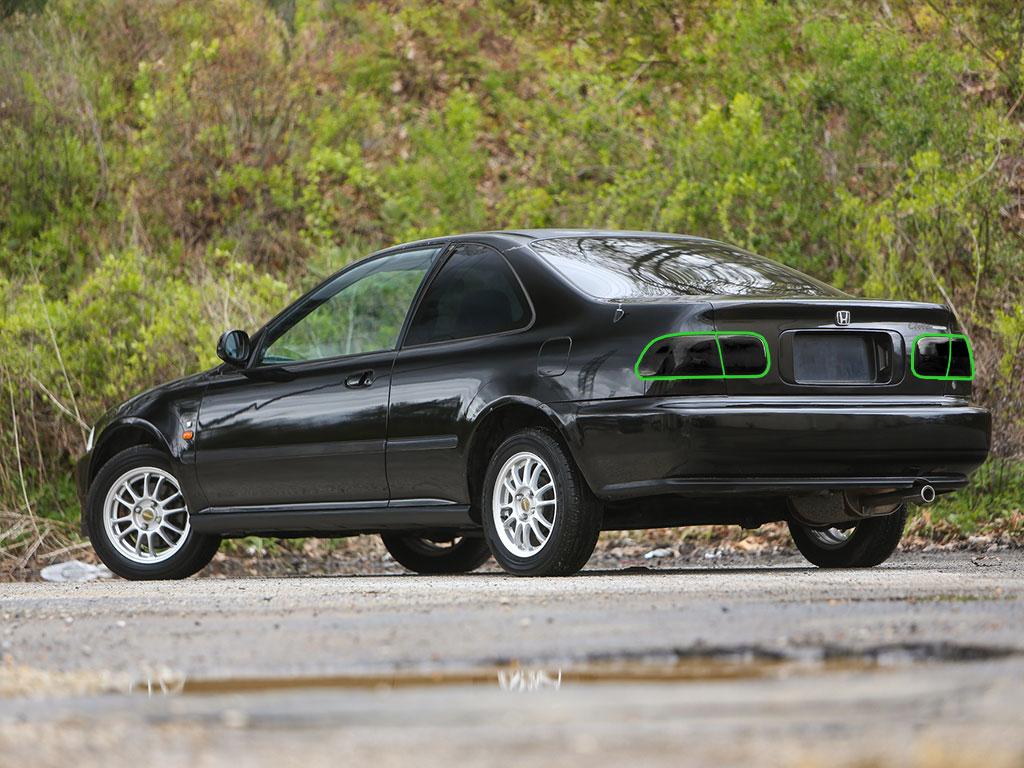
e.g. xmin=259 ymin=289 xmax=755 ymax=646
xmin=836 ymin=310 xmax=851 ymax=326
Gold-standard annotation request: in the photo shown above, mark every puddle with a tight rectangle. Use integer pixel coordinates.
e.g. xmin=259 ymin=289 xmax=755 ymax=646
xmin=163 ymin=642 xmax=1020 ymax=697
xmin=176 ymin=658 xmax=880 ymax=696
xmin=5 ymin=642 xmax=1017 ymax=699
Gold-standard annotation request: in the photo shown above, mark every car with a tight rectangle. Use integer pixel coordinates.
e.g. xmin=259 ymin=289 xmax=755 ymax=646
xmin=77 ymin=230 xmax=991 ymax=580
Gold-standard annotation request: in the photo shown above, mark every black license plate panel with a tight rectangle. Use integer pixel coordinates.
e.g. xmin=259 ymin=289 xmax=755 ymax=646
xmin=791 ymin=332 xmax=879 ymax=384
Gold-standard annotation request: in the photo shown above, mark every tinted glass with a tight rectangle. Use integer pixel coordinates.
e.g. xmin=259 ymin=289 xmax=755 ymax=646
xmin=913 ymin=337 xmax=950 ymax=377
xmin=259 ymin=248 xmax=439 ymax=364
xmin=948 ymin=337 xmax=973 ymax=378
xmin=530 ymin=236 xmax=840 ymax=299
xmin=637 ymin=334 xmax=722 ymax=378
xmin=404 ymin=244 xmax=531 ymax=346
xmin=718 ymin=335 xmax=769 ymax=377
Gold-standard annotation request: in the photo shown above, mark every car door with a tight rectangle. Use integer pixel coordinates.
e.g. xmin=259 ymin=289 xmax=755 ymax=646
xmin=387 ymin=242 xmax=536 ymax=505
xmin=194 ymin=246 xmax=442 ymax=510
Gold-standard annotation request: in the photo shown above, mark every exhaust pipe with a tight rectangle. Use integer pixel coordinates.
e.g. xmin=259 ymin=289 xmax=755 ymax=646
xmin=861 ymin=482 xmax=936 ymax=511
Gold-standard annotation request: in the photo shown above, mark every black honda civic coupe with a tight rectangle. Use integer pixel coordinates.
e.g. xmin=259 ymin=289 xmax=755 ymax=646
xmin=77 ymin=230 xmax=991 ymax=580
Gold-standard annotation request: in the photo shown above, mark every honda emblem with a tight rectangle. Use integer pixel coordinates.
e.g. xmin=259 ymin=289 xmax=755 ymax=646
xmin=836 ymin=310 xmax=851 ymax=326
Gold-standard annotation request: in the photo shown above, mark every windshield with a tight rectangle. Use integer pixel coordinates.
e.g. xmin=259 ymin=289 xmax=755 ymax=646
xmin=529 ymin=236 xmax=841 ymax=300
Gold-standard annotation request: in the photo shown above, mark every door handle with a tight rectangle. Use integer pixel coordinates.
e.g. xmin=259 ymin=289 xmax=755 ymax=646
xmin=345 ymin=370 xmax=374 ymax=388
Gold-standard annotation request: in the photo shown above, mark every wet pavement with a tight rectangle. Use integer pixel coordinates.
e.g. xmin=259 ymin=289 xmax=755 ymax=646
xmin=1 ymin=551 xmax=1022 ymax=767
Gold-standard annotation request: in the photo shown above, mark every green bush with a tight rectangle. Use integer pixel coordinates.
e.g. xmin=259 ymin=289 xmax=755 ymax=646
xmin=1 ymin=0 xmax=1022 ymax=555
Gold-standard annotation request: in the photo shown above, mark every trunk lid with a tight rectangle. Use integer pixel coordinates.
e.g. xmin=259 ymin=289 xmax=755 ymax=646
xmin=709 ymin=298 xmax=965 ymax=397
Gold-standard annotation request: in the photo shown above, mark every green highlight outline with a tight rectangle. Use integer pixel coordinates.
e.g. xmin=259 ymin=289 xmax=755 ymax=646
xmin=635 ymin=331 xmax=771 ymax=381
xmin=910 ymin=333 xmax=974 ymax=381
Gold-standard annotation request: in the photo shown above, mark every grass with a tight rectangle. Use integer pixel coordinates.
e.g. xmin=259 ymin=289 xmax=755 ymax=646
xmin=906 ymin=458 xmax=1024 ymax=543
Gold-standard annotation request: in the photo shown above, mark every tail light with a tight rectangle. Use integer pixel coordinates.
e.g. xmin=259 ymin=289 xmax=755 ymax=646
xmin=636 ymin=332 xmax=769 ymax=380
xmin=911 ymin=334 xmax=974 ymax=380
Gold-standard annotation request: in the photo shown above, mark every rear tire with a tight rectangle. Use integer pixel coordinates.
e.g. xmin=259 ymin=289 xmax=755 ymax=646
xmin=481 ymin=428 xmax=601 ymax=576
xmin=86 ymin=446 xmax=221 ymax=580
xmin=380 ymin=534 xmax=491 ymax=574
xmin=787 ymin=505 xmax=908 ymax=568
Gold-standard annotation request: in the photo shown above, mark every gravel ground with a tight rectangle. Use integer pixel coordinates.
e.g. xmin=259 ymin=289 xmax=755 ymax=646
xmin=1 ymin=550 xmax=1022 ymax=767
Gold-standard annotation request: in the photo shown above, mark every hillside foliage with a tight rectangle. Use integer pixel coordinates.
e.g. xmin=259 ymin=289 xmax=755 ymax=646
xmin=1 ymin=0 xmax=1023 ymax=553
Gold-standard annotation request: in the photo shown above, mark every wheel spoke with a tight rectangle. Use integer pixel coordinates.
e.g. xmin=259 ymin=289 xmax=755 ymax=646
xmin=529 ymin=462 xmax=543 ymax=489
xmin=519 ymin=459 xmax=533 ymax=487
xmin=529 ymin=517 xmax=546 ymax=542
xmin=517 ymin=523 xmax=529 ymax=551
xmin=536 ymin=482 xmax=554 ymax=495
xmin=534 ymin=509 xmax=553 ymax=529
xmin=503 ymin=514 xmax=516 ymax=530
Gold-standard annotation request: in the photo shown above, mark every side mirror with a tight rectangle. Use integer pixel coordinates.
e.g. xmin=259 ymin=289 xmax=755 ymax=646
xmin=216 ymin=329 xmax=251 ymax=367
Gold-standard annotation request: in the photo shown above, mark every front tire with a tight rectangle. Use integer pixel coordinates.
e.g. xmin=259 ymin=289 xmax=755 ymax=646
xmin=481 ymin=428 xmax=601 ymax=576
xmin=787 ymin=505 xmax=908 ymax=568
xmin=380 ymin=534 xmax=491 ymax=574
xmin=86 ymin=446 xmax=221 ymax=580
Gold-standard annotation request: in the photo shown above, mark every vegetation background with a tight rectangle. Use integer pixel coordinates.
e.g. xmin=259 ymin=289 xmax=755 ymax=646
xmin=1 ymin=0 xmax=1022 ymax=570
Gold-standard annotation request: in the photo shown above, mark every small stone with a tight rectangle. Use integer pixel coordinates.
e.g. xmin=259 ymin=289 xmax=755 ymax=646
xmin=520 ymin=617 xmax=532 ymax=628
xmin=115 ymin=620 xmax=126 ymax=628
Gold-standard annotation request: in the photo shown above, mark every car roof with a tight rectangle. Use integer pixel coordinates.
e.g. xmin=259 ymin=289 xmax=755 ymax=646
xmin=379 ymin=229 xmax=724 ymax=254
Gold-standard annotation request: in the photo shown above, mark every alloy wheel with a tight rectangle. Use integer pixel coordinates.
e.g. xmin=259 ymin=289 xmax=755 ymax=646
xmin=806 ymin=525 xmax=855 ymax=549
xmin=491 ymin=451 xmax=557 ymax=556
xmin=102 ymin=467 xmax=191 ymax=564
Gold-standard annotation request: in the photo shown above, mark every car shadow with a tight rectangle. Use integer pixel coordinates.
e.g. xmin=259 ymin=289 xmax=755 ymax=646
xmin=301 ymin=564 xmax=844 ymax=580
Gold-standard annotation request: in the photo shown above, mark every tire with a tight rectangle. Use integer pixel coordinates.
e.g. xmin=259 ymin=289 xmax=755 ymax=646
xmin=787 ymin=505 xmax=908 ymax=568
xmin=85 ymin=446 xmax=221 ymax=580
xmin=481 ymin=428 xmax=601 ymax=576
xmin=381 ymin=533 xmax=491 ymax=574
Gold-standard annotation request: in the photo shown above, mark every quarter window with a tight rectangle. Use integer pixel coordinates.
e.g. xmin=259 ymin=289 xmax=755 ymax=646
xmin=258 ymin=248 xmax=439 ymax=365
xmin=404 ymin=244 xmax=531 ymax=346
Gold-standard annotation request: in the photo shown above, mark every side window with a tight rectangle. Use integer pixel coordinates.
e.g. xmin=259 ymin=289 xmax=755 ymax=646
xmin=258 ymin=248 xmax=439 ymax=365
xmin=404 ymin=244 xmax=531 ymax=346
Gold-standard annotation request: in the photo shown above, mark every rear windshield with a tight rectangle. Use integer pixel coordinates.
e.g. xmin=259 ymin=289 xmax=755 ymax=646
xmin=529 ymin=236 xmax=841 ymax=300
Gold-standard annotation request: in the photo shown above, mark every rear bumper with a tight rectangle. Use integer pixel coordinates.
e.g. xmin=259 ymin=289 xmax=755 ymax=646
xmin=557 ymin=396 xmax=991 ymax=501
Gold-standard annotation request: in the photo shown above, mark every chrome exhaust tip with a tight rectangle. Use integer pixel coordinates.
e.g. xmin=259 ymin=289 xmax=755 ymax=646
xmin=919 ymin=484 xmax=936 ymax=504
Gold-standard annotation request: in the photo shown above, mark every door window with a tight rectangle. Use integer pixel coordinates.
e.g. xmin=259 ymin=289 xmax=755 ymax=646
xmin=404 ymin=244 xmax=531 ymax=346
xmin=259 ymin=247 xmax=439 ymax=365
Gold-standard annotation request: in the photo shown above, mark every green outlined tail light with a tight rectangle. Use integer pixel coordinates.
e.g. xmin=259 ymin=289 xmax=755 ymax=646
xmin=635 ymin=332 xmax=770 ymax=381
xmin=911 ymin=334 xmax=974 ymax=381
